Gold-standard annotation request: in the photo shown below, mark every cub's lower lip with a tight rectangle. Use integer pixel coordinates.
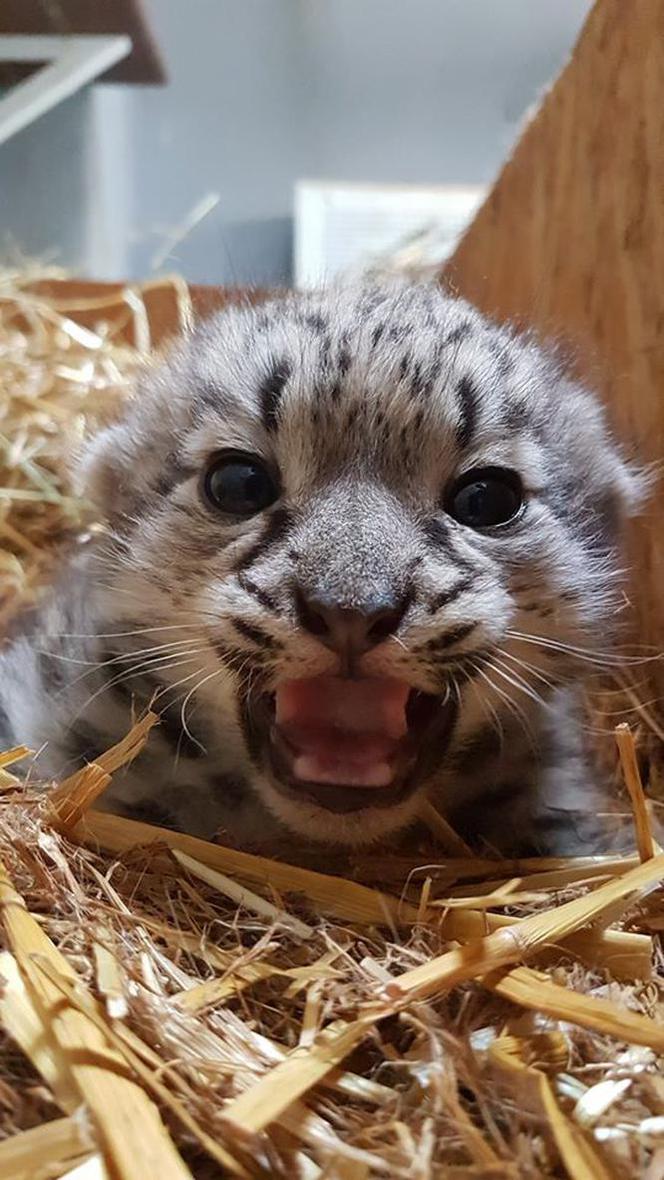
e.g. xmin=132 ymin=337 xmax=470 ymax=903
xmin=246 ymin=676 xmax=458 ymax=814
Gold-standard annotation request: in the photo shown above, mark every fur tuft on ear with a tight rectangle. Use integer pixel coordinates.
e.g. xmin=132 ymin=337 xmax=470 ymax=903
xmin=600 ymin=444 xmax=652 ymax=534
xmin=552 ymin=372 xmax=650 ymax=539
xmin=74 ymin=340 xmax=200 ymax=527
xmin=615 ymin=458 xmax=656 ymax=517
xmin=75 ymin=421 xmax=140 ymax=524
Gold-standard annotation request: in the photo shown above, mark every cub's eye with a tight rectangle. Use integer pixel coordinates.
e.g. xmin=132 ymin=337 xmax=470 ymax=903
xmin=202 ymin=453 xmax=278 ymax=516
xmin=446 ymin=467 xmax=523 ymax=529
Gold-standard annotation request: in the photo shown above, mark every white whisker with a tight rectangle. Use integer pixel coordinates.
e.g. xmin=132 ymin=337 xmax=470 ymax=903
xmin=69 ymin=650 xmax=208 ymax=721
xmin=473 ymin=664 xmax=538 ymax=751
xmin=179 ymin=668 xmax=224 ymax=754
xmin=497 ymin=647 xmax=559 ymax=693
xmin=56 ymin=623 xmax=202 ymax=641
xmin=506 ymin=629 xmax=660 ymax=667
xmin=485 ymin=656 xmax=549 ymax=710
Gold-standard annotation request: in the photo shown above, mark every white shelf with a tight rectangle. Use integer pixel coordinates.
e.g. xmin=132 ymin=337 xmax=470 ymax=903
xmin=0 ymin=34 xmax=131 ymax=147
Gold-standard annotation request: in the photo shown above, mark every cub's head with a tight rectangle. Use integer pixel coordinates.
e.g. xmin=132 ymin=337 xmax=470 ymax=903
xmin=81 ymin=282 xmax=642 ymax=845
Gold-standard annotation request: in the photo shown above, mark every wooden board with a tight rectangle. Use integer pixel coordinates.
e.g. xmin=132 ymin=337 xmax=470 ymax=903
xmin=25 ymin=278 xmax=271 ymax=350
xmin=0 ymin=0 xmax=165 ymax=85
xmin=443 ymin=0 xmax=664 ymax=704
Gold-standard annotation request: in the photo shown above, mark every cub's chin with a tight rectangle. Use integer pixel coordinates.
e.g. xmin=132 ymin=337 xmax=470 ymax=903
xmin=255 ymin=772 xmax=426 ymax=847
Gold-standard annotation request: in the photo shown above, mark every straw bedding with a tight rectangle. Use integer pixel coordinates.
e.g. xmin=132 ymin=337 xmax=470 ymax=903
xmin=0 ymin=269 xmax=662 ymax=1180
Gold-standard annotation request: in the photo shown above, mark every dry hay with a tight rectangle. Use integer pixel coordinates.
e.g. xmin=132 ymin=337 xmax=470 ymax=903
xmin=0 ymin=264 xmax=183 ymax=627
xmin=0 ymin=270 xmax=662 ymax=1179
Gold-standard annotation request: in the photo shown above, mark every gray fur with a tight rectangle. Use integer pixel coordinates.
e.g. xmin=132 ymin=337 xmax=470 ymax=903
xmin=0 ymin=282 xmax=644 ymax=853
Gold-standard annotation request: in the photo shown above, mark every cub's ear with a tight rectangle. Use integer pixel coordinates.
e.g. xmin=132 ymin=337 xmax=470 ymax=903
xmin=557 ymin=376 xmax=650 ymax=536
xmin=608 ymin=455 xmax=651 ymax=522
xmin=594 ymin=426 xmax=651 ymax=536
xmin=74 ymin=358 xmax=179 ymax=525
xmin=75 ymin=417 xmax=148 ymax=526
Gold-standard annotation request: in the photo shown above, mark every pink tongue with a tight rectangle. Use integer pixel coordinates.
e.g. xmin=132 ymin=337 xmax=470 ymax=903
xmin=275 ymin=677 xmax=409 ymax=789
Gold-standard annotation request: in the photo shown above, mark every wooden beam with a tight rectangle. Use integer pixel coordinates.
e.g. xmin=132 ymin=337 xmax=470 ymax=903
xmin=24 ymin=278 xmax=272 ymax=350
xmin=443 ymin=0 xmax=664 ymax=703
xmin=0 ymin=0 xmax=165 ymax=85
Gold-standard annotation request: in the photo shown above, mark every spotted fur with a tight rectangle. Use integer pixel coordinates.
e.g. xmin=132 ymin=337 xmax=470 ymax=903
xmin=0 ymin=282 xmax=645 ymax=852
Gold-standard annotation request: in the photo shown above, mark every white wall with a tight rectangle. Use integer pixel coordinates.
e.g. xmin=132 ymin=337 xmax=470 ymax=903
xmin=297 ymin=0 xmax=587 ymax=183
xmin=0 ymin=0 xmax=592 ymax=284
xmin=116 ymin=0 xmax=306 ymax=284
xmin=0 ymin=90 xmax=93 ymax=271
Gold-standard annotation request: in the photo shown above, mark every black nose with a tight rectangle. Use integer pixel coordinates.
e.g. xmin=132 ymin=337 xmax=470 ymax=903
xmin=295 ymin=590 xmax=408 ymax=656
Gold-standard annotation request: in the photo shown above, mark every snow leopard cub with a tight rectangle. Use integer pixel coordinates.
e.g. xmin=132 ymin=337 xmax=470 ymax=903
xmin=0 ymin=282 xmax=643 ymax=854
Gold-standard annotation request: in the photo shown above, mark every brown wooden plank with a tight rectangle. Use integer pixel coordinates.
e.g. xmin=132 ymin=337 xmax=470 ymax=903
xmin=0 ymin=0 xmax=165 ymax=85
xmin=189 ymin=283 xmax=278 ymax=323
xmin=25 ymin=278 xmax=188 ymax=349
xmin=25 ymin=279 xmax=274 ymax=349
xmin=442 ymin=0 xmax=664 ymax=701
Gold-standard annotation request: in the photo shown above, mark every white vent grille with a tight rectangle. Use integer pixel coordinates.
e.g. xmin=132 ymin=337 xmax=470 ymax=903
xmin=294 ymin=180 xmax=485 ymax=289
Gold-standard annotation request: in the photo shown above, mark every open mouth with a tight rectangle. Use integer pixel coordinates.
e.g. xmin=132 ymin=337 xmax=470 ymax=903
xmin=247 ymin=676 xmax=458 ymax=813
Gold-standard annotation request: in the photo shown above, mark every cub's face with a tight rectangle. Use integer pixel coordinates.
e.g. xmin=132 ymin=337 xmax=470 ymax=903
xmin=82 ymin=283 xmax=640 ymax=845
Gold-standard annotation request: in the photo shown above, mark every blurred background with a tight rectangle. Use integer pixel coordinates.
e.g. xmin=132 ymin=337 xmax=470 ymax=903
xmin=0 ymin=0 xmax=592 ymax=289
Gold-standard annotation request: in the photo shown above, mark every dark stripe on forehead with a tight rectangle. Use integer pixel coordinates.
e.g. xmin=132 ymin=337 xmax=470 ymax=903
xmin=318 ymin=333 xmax=332 ymax=364
xmin=304 ymin=312 xmax=327 ymax=333
xmin=412 ymin=360 xmax=437 ymax=399
xmin=259 ymin=358 xmax=291 ymax=433
xmin=455 ymin=375 xmax=479 ymax=451
xmin=487 ymin=336 xmax=517 ymax=378
xmin=420 ymin=289 xmax=438 ymax=329
xmin=444 ymin=321 xmax=472 ymax=346
xmin=410 ymin=360 xmax=425 ymax=397
xmin=233 ymin=507 xmax=294 ymax=573
xmin=338 ymin=344 xmax=351 ymax=374
xmin=504 ymin=398 xmax=529 ymax=429
xmin=360 ymin=287 xmax=389 ymax=317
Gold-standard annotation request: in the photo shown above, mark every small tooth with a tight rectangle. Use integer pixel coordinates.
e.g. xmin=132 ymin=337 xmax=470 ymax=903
xmin=293 ymin=756 xmax=394 ymax=788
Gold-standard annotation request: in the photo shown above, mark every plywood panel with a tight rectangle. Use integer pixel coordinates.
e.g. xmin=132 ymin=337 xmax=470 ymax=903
xmin=443 ymin=0 xmax=664 ymax=703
